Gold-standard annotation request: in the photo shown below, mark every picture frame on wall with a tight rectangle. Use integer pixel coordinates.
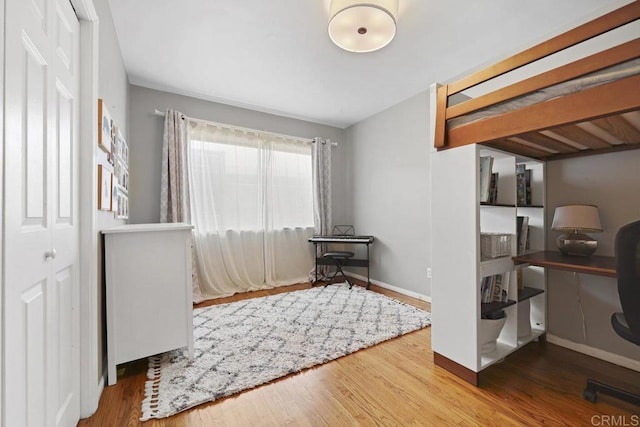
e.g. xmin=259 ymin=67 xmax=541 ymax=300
xmin=117 ymin=193 xmax=122 ymax=218
xmin=117 ymin=128 xmax=125 ymax=159
xmin=116 ymin=193 xmax=129 ymax=219
xmin=111 ymin=177 xmax=119 ymax=213
xmin=114 ymin=127 xmax=129 ymax=193
xmin=98 ymin=164 xmax=112 ymax=211
xmin=98 ymin=99 xmax=113 ymax=154
xmin=109 ymin=124 xmax=117 ymax=165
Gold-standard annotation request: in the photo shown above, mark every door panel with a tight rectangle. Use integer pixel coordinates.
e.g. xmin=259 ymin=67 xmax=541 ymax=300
xmin=55 ymin=1 xmax=73 ymax=72
xmin=29 ymin=0 xmax=47 ymax=33
xmin=23 ymin=282 xmax=46 ymax=427
xmin=24 ymin=35 xmax=48 ymax=224
xmin=5 ymin=0 xmax=53 ymax=423
xmin=56 ymin=82 xmax=72 ymax=222
xmin=49 ymin=1 xmax=80 ymax=426
xmin=4 ymin=0 xmax=80 ymax=425
xmin=54 ymin=267 xmax=73 ymax=424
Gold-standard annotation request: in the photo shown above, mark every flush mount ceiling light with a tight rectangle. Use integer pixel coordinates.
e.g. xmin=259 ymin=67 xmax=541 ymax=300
xmin=328 ymin=0 xmax=399 ymax=53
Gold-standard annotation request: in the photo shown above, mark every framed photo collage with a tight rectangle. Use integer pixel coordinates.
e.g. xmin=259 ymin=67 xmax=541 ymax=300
xmin=98 ymin=98 xmax=129 ymax=219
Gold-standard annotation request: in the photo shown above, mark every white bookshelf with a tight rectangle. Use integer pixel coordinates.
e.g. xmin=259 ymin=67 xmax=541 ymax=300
xmin=431 ymin=144 xmax=546 ymax=384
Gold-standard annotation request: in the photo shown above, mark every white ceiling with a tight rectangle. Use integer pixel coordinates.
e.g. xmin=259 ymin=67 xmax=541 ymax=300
xmin=107 ymin=0 xmax=632 ymax=128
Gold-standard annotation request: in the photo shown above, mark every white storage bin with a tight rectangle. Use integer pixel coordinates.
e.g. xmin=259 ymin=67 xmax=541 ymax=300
xmin=481 ymin=233 xmax=512 ymax=259
xmin=480 ymin=315 xmax=507 ymax=353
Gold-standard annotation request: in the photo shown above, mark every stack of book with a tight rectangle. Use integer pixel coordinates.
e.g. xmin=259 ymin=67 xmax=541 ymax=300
xmin=481 ymin=272 xmax=509 ymax=303
xmin=516 ymin=164 xmax=532 ymax=206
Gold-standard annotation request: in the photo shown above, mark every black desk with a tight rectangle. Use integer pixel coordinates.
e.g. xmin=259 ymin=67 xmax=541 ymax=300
xmin=309 ymin=235 xmax=375 ymax=289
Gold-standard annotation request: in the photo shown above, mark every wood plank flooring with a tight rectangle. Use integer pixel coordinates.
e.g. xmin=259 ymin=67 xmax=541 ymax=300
xmin=79 ymin=280 xmax=640 ymax=426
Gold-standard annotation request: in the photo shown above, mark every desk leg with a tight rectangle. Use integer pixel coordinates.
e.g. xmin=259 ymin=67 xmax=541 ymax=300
xmin=314 ymin=243 xmax=318 ymax=284
xmin=367 ymin=244 xmax=371 ymax=290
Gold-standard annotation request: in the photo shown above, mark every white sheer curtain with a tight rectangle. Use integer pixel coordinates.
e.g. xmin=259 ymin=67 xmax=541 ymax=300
xmin=187 ymin=120 xmax=315 ymax=298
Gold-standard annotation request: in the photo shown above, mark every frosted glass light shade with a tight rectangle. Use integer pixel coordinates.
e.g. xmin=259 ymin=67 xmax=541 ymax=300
xmin=552 ymin=205 xmax=602 ymax=232
xmin=328 ymin=0 xmax=399 ymax=53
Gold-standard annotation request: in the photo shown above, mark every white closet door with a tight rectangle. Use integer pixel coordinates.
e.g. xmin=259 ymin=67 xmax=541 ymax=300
xmin=3 ymin=0 xmax=80 ymax=425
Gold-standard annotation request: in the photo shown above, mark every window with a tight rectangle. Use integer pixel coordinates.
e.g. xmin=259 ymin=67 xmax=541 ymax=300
xmin=188 ymin=124 xmax=313 ymax=233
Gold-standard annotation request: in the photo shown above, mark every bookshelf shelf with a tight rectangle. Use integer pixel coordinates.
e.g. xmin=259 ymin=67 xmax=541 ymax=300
xmin=517 ymin=204 xmax=544 ymax=208
xmin=481 ymin=299 xmax=516 ymax=316
xmin=516 ymin=327 xmax=546 ymax=348
xmin=518 ymin=286 xmax=544 ymax=302
xmin=480 ymin=203 xmax=516 ymax=208
xmin=480 ymin=340 xmax=517 ymax=369
xmin=480 ymin=256 xmax=513 ymax=277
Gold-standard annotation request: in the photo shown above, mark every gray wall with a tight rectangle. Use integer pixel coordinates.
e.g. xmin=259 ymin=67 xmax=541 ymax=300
xmin=95 ymin=0 xmax=129 ymax=377
xmin=546 ymin=150 xmax=640 ymax=361
xmin=346 ymin=88 xmax=640 ymax=361
xmin=345 ymin=92 xmax=430 ymax=297
xmin=128 ymin=85 xmax=348 ymax=225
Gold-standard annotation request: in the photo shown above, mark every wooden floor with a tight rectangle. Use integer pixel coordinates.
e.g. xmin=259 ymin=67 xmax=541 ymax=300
xmin=79 ymin=280 xmax=640 ymax=426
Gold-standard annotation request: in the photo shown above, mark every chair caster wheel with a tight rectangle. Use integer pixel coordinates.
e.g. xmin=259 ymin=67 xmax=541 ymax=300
xmin=583 ymin=388 xmax=598 ymax=403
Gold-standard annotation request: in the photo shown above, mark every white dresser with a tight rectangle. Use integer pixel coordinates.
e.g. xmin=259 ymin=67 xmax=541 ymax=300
xmin=102 ymin=223 xmax=195 ymax=385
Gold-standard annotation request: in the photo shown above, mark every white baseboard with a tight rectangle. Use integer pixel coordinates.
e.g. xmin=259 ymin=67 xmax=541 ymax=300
xmin=79 ymin=371 xmax=104 ymax=419
xmin=547 ymin=334 xmax=640 ymax=372
xmin=346 ymin=272 xmax=431 ymax=303
xmin=97 ymin=375 xmax=105 ymax=402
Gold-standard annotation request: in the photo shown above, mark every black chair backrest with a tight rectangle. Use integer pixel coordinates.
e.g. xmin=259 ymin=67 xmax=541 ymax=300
xmin=615 ymin=219 xmax=640 ymax=335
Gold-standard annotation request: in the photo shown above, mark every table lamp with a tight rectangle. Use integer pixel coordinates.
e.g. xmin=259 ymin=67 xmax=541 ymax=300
xmin=552 ymin=204 xmax=602 ymax=256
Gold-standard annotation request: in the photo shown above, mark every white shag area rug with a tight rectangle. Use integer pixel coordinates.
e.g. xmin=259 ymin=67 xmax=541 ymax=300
xmin=141 ymin=283 xmax=431 ymax=420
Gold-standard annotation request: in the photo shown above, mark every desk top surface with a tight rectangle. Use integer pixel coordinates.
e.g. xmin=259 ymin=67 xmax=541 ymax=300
xmin=513 ymin=250 xmax=616 ymax=278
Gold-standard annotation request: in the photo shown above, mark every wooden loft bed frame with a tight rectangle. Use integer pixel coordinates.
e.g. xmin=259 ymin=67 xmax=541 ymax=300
xmin=432 ymin=1 xmax=640 ymax=161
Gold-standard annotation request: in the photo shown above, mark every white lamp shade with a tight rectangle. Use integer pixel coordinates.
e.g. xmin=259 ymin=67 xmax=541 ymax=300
xmin=551 ymin=204 xmax=602 ymax=232
xmin=328 ymin=0 xmax=399 ymax=53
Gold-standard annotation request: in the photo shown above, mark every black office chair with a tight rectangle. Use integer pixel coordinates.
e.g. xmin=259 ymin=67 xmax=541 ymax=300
xmin=583 ymin=219 xmax=640 ymax=406
xmin=323 ymin=225 xmax=355 ymax=289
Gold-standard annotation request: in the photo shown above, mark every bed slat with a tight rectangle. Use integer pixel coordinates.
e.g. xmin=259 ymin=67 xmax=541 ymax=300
xmin=485 ymin=139 xmax=550 ymax=159
xmin=546 ymin=125 xmax=613 ymax=150
xmin=591 ymin=116 xmax=640 ymax=144
xmin=514 ymin=132 xmax=579 ymax=154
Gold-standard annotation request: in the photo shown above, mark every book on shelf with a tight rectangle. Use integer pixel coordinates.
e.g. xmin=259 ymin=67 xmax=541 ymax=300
xmin=516 ymin=164 xmax=532 ymax=206
xmin=480 ymin=272 xmax=510 ymax=303
xmin=489 ymin=172 xmax=499 ymax=204
xmin=493 ymin=272 xmax=509 ymax=303
xmin=524 ymin=169 xmax=532 ymax=205
xmin=517 ymin=216 xmax=529 ymax=255
xmin=481 ymin=276 xmax=491 ymax=303
xmin=479 ymin=156 xmax=493 ymax=203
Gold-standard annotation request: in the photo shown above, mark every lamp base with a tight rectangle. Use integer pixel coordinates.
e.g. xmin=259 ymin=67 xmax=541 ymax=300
xmin=557 ymin=233 xmax=597 ymax=257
